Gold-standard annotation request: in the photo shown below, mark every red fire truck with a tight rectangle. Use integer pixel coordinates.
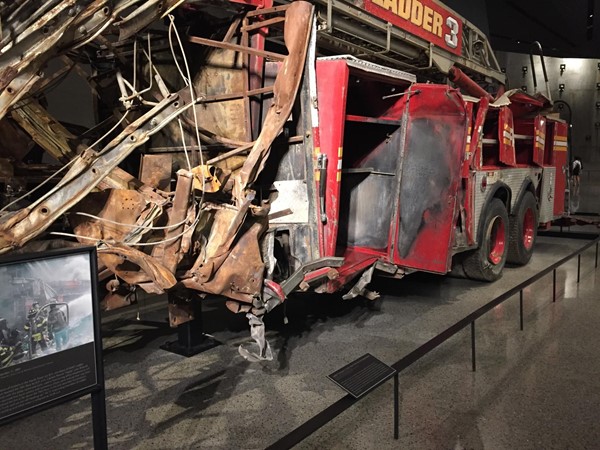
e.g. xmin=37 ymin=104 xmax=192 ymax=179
xmin=235 ymin=0 xmax=568 ymax=357
xmin=0 ymin=0 xmax=568 ymax=359
xmin=252 ymin=3 xmax=567 ymax=295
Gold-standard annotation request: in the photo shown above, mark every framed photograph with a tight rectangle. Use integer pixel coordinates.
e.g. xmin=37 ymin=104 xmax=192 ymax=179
xmin=0 ymin=246 xmax=103 ymax=425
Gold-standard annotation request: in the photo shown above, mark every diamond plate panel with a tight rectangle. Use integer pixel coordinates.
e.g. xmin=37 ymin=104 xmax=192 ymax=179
xmin=474 ymin=168 xmax=542 ymax=240
xmin=538 ymin=167 xmax=556 ymax=223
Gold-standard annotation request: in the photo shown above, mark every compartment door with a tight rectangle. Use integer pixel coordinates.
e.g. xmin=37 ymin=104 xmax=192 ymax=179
xmin=394 ymin=85 xmax=467 ymax=274
xmin=498 ymin=107 xmax=516 ymax=167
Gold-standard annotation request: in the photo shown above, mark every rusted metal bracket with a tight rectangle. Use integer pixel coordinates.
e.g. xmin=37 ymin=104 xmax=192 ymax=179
xmin=280 ymin=256 xmax=344 ymax=295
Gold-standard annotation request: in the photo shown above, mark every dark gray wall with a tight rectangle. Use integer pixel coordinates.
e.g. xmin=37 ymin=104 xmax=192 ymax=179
xmin=444 ymin=0 xmax=489 ymax=36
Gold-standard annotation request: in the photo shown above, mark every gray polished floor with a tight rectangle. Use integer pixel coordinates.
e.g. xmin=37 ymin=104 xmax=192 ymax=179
xmin=1 ymin=197 xmax=599 ymax=448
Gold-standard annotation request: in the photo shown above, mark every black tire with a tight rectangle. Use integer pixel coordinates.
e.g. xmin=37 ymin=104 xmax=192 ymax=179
xmin=507 ymin=191 xmax=538 ymax=265
xmin=462 ymin=198 xmax=509 ymax=282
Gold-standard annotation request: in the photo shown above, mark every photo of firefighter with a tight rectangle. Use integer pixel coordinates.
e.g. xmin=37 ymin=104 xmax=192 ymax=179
xmin=0 ymin=253 xmax=95 ymax=369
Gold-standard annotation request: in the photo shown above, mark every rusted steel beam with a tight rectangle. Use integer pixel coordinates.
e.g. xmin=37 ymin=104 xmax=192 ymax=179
xmin=241 ymin=16 xmax=252 ymax=143
xmin=10 ymin=99 xmax=80 ymax=163
xmin=206 ymin=142 xmax=255 ymax=165
xmin=241 ymin=16 xmax=285 ymax=32
xmin=0 ymin=0 xmax=82 ymax=119
xmin=198 ymin=85 xmax=274 ymax=104
xmin=117 ymin=0 xmax=184 ymax=41
xmin=235 ymin=1 xmax=313 ymax=197
xmin=223 ymin=17 xmax=242 ymax=43
xmin=0 ymin=0 xmax=181 ymax=121
xmin=151 ymin=169 xmax=193 ymax=273
xmin=188 ymin=35 xmax=286 ymax=61
xmin=244 ymin=5 xmax=290 ymax=17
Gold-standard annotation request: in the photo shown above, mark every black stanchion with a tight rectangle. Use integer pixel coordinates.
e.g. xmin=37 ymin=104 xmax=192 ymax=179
xmin=394 ymin=373 xmax=399 ymax=440
xmin=577 ymin=254 xmax=581 ymax=283
xmin=553 ymin=269 xmax=556 ymax=302
xmin=92 ymin=389 xmax=108 ymax=450
xmin=519 ymin=290 xmax=524 ymax=331
xmin=470 ymin=321 xmax=476 ymax=372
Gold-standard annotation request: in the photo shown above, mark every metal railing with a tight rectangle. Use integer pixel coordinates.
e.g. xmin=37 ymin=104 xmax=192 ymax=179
xmin=267 ymin=233 xmax=600 ymax=449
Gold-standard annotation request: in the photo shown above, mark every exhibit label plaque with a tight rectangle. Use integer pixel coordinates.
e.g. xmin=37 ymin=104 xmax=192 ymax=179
xmin=328 ymin=353 xmax=396 ymax=398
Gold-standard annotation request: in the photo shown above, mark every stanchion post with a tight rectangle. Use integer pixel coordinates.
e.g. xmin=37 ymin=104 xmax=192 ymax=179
xmin=596 ymin=242 xmax=598 ymax=269
xmin=471 ymin=321 xmax=476 ymax=372
xmin=553 ymin=269 xmax=556 ymax=302
xmin=577 ymin=254 xmax=581 ymax=283
xmin=519 ymin=290 xmax=524 ymax=331
xmin=394 ymin=373 xmax=399 ymax=440
xmin=91 ymin=389 xmax=108 ymax=450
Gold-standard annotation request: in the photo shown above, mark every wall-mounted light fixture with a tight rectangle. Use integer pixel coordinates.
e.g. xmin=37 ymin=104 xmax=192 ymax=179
xmin=559 ymin=83 xmax=565 ymax=92
xmin=521 ymin=85 xmax=528 ymax=92
xmin=522 ymin=66 xmax=528 ymax=77
xmin=596 ymin=83 xmax=600 ymax=90
xmin=597 ymin=62 xmax=600 ymax=70
xmin=595 ymin=102 xmax=600 ymax=109
xmin=501 ymin=67 xmax=506 ymax=73
xmin=560 ymin=63 xmax=566 ymax=75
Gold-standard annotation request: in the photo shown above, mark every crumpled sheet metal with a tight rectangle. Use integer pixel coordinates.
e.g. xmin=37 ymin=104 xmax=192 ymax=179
xmin=187 ymin=193 xmax=255 ymax=283
xmin=233 ymin=1 xmax=313 ymax=202
xmin=238 ymin=312 xmax=273 ymax=361
xmin=182 ymin=217 xmax=267 ymax=306
xmin=98 ymin=244 xmax=177 ymax=291
xmin=69 ymin=182 xmax=195 ymax=295
xmin=69 ymin=190 xmax=177 ymax=291
xmin=150 ymin=169 xmax=193 ymax=274
xmin=69 ymin=189 xmax=149 ymax=243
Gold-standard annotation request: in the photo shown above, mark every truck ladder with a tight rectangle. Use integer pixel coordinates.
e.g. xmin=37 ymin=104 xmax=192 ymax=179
xmin=275 ymin=0 xmax=505 ymax=89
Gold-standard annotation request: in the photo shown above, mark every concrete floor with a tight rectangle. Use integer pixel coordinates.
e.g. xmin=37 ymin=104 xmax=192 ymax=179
xmin=1 ymin=185 xmax=599 ymax=449
xmin=1 ymin=235 xmax=598 ymax=449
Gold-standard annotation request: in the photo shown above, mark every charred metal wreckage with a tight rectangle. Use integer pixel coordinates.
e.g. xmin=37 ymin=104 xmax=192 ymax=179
xmin=0 ymin=0 xmax=318 ymax=360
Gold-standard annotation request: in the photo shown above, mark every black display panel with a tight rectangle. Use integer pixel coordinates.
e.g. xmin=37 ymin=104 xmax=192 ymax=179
xmin=0 ymin=246 xmax=102 ymax=425
xmin=328 ymin=353 xmax=396 ymax=399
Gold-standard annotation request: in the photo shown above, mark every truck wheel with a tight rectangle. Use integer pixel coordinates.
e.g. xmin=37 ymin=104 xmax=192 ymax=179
xmin=507 ymin=191 xmax=538 ymax=265
xmin=463 ymin=198 xmax=509 ymax=281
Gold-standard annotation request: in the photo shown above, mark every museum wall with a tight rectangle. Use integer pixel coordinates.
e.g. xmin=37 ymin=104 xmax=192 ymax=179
xmin=497 ymin=51 xmax=600 ymax=170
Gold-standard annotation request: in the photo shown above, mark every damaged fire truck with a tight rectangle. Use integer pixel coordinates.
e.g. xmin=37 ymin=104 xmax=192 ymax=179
xmin=0 ymin=0 xmax=568 ymax=360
